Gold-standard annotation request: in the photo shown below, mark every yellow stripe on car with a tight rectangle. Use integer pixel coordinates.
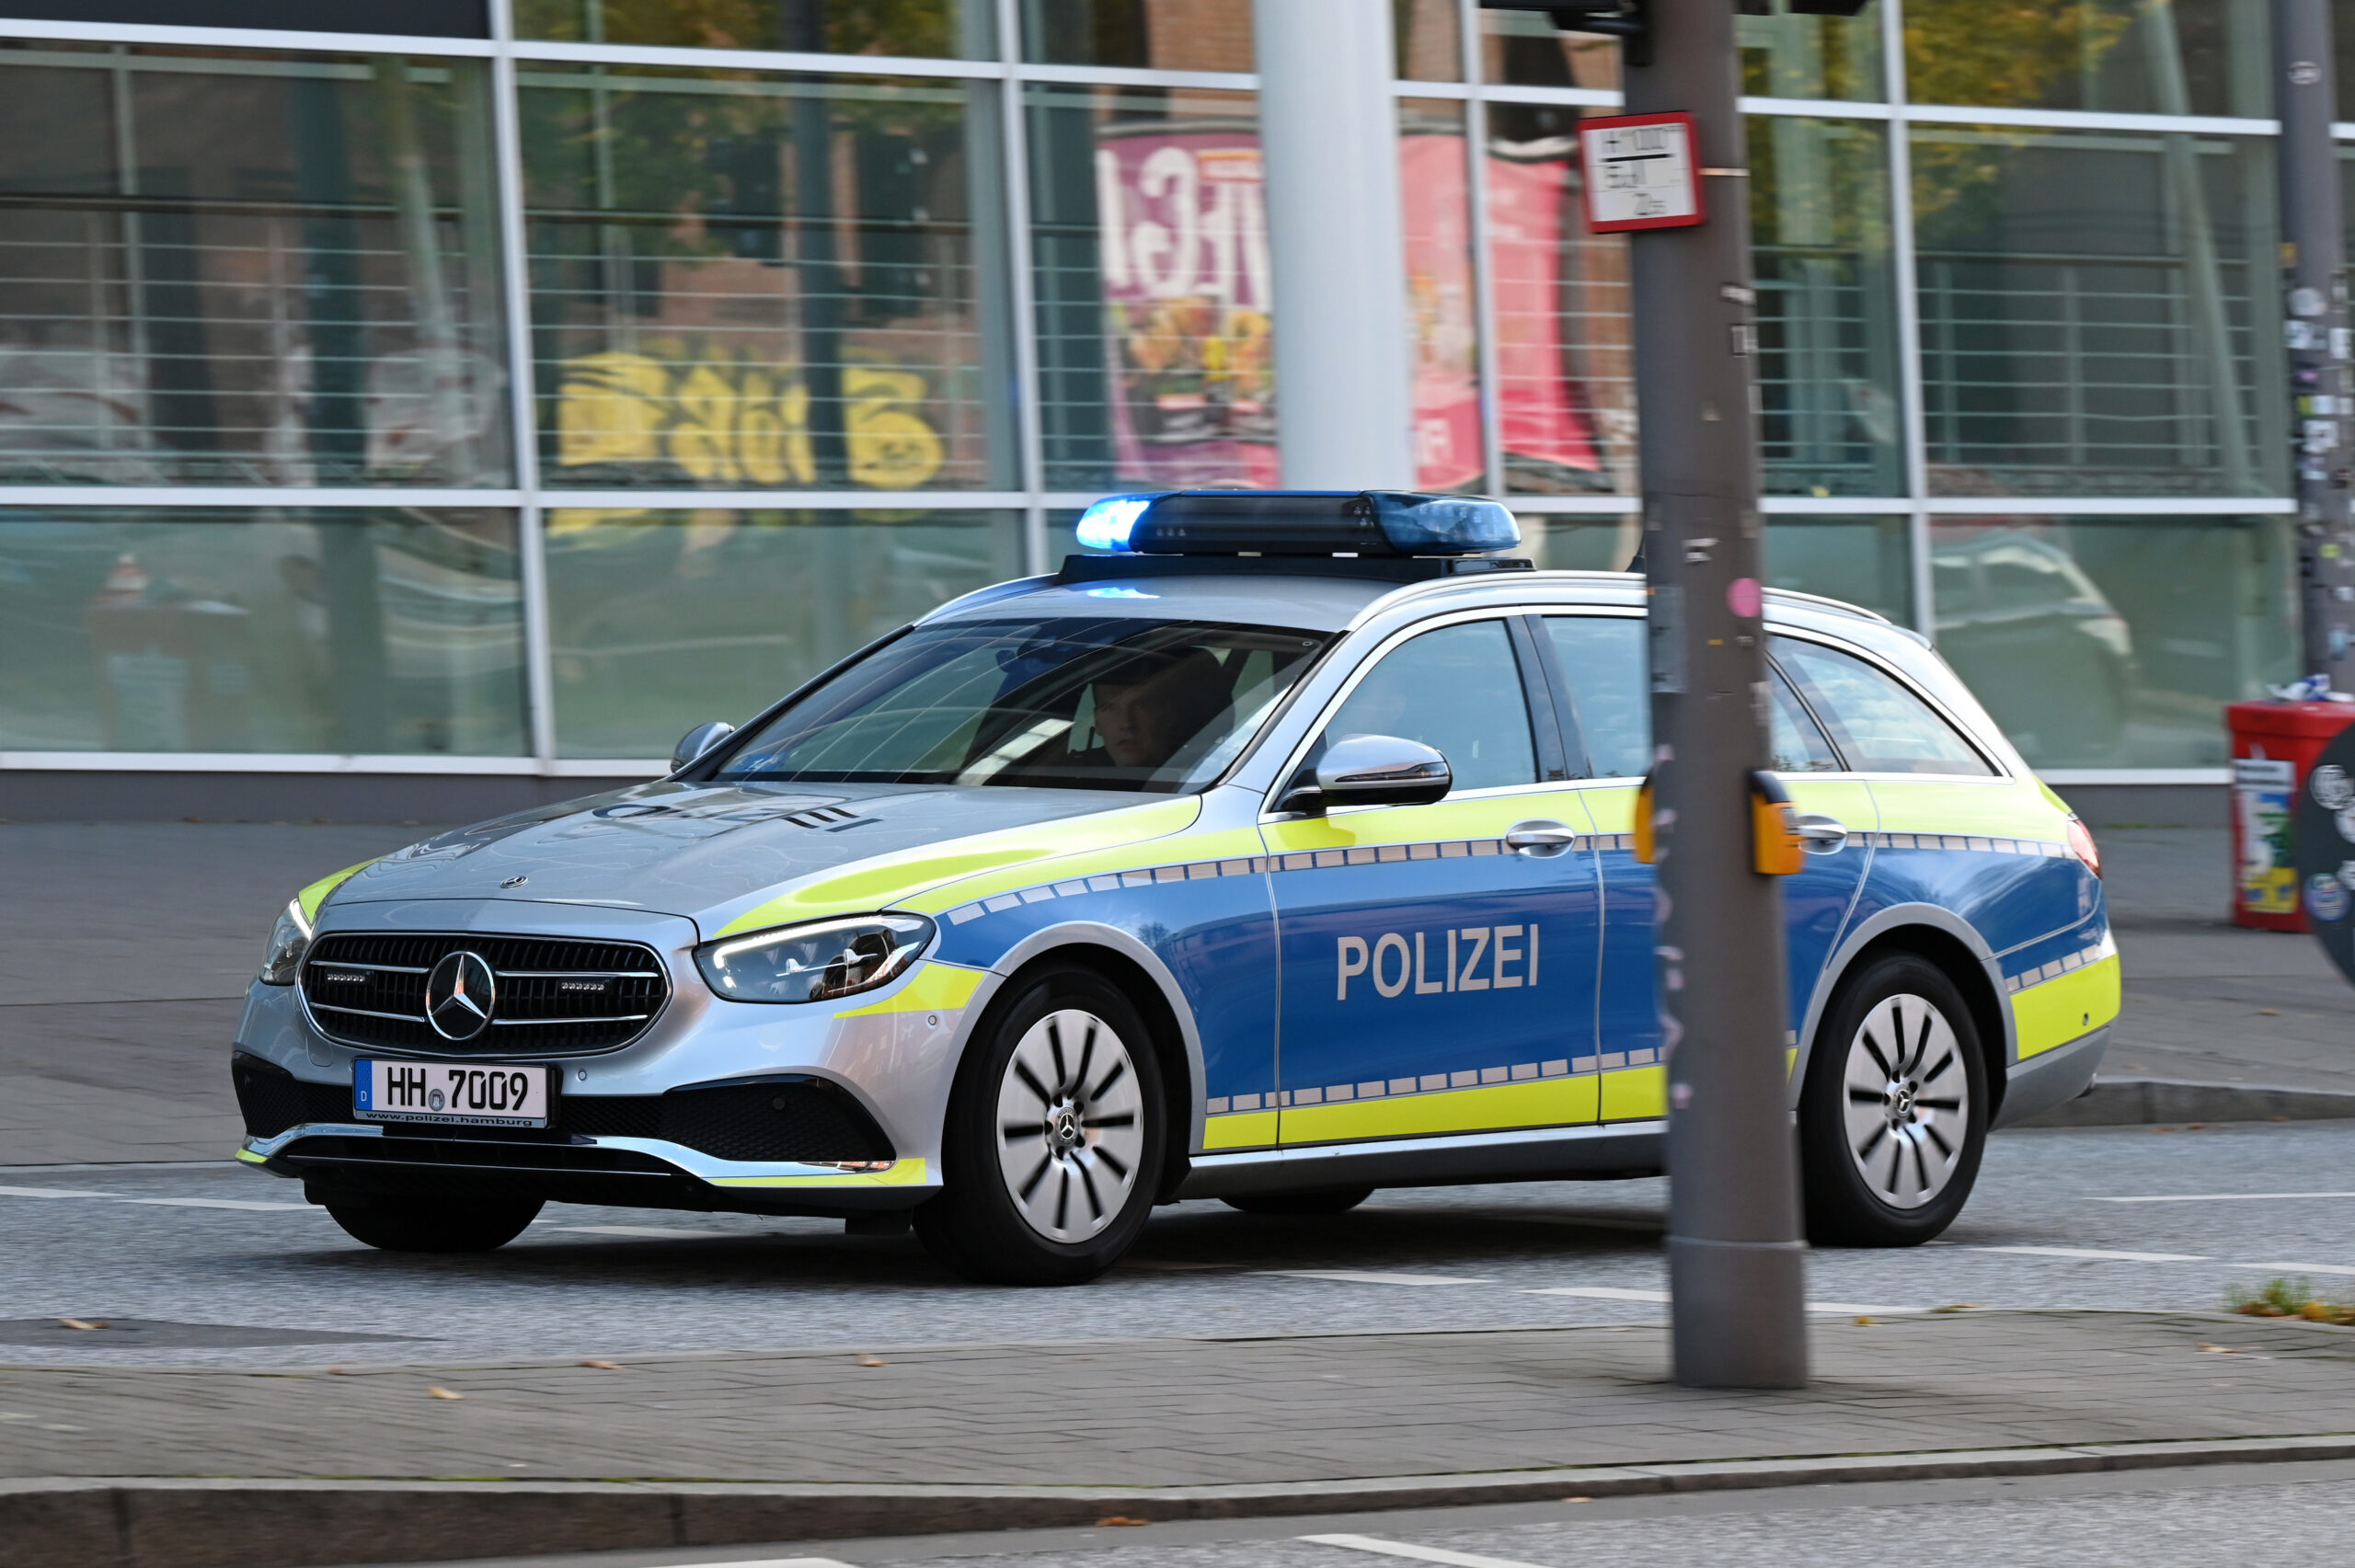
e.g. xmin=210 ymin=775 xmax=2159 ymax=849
xmin=2010 ymin=952 xmax=2121 ymax=1059
xmin=1203 ymin=1110 xmax=1279 ymax=1150
xmin=1600 ymin=1064 xmax=1667 ymax=1122
xmin=296 ymin=861 xmax=376 ymax=922
xmin=1279 ymin=1075 xmax=1598 ymax=1143
xmin=717 ymin=796 xmax=1201 ymax=937
xmin=710 ymin=1157 xmax=930 ymax=1188
xmin=833 ymin=962 xmax=987 ymax=1017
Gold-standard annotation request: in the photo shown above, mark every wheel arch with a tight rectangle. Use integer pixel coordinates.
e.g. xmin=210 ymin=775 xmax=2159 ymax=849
xmin=981 ymin=922 xmax=1205 ymax=1197
xmin=1796 ymin=905 xmax=2013 ymax=1123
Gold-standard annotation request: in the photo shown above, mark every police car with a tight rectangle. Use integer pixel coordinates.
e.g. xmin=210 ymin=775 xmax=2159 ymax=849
xmin=233 ymin=491 xmax=2118 ymax=1284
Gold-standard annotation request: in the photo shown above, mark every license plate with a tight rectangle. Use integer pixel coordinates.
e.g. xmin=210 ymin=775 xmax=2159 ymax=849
xmin=353 ymin=1060 xmax=554 ymax=1128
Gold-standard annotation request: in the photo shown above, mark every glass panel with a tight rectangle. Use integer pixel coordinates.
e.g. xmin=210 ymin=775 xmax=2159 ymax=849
xmin=1509 ymin=514 xmax=1640 ymax=569
xmin=523 ymin=67 xmax=1014 ymax=492
xmin=719 ymin=613 xmax=1327 ymax=791
xmin=1401 ymin=99 xmax=1483 ymax=491
xmin=517 ymin=0 xmax=996 ymax=56
xmin=1322 ymin=619 xmax=1538 ymax=792
xmin=1478 ymin=0 xmax=1882 ymax=99
xmin=1930 ymin=515 xmax=2294 ymax=770
xmin=0 ymin=44 xmax=511 ymax=486
xmin=1752 ymin=118 xmax=1902 ymax=497
xmin=1763 ymin=515 xmax=1911 ymax=624
xmin=1913 ymin=125 xmax=2283 ymax=498
xmin=1396 ymin=0 xmax=1464 ymax=81
xmin=1021 ymin=0 xmax=1254 ymax=70
xmin=0 ymin=508 xmax=525 ymax=754
xmin=1775 ymin=634 xmax=1993 ymax=774
xmin=1026 ymin=85 xmax=1275 ymax=490
xmin=545 ymin=507 xmax=1023 ymax=758
xmin=1543 ymin=611 xmax=1836 ymax=777
xmin=1541 ymin=613 xmax=1646 ymax=779
xmin=1488 ymin=111 xmax=1903 ymax=497
xmin=1905 ymin=0 xmax=2269 ymax=118
xmin=1740 ymin=0 xmax=1883 ymax=102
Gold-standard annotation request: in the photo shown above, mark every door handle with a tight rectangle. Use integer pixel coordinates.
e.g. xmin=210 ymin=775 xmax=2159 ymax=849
xmin=1506 ymin=819 xmax=1578 ymax=857
xmin=1794 ymin=813 xmax=1847 ymax=853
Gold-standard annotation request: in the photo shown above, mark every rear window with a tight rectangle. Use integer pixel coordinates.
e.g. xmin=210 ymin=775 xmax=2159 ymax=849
xmin=1773 ymin=636 xmax=1994 ymax=776
xmin=1543 ymin=614 xmax=1840 ymax=777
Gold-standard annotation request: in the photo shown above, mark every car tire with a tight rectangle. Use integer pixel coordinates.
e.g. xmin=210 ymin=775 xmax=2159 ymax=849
xmin=323 ymin=1194 xmax=544 ymax=1253
xmin=1798 ymin=951 xmax=1988 ymax=1247
xmin=915 ymin=965 xmax=1166 ymax=1286
xmin=1223 ymin=1186 xmax=1374 ymax=1217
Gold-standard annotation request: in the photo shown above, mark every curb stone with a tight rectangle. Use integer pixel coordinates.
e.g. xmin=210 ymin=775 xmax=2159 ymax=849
xmin=2020 ymin=1077 xmax=2355 ymax=1127
xmin=9 ymin=1435 xmax=2355 ymax=1568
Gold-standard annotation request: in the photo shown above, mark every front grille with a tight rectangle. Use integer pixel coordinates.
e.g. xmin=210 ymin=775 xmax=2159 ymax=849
xmin=300 ymin=933 xmax=670 ymax=1057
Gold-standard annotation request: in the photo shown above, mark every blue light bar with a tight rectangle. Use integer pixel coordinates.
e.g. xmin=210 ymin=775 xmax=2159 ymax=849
xmin=1074 ymin=493 xmax=1166 ymax=552
xmin=1070 ymin=490 xmax=1521 ymax=557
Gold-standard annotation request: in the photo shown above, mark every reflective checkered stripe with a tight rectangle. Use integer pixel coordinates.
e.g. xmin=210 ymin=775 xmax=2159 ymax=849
xmin=2005 ymin=934 xmax=2121 ymax=1059
xmin=939 ymin=835 xmax=1642 ymax=926
xmin=1854 ymin=832 xmax=2069 ymax=857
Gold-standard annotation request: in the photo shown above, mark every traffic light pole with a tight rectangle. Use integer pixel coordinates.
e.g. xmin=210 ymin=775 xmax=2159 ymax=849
xmin=2274 ymin=0 xmax=2355 ymax=687
xmin=1624 ymin=0 xmax=1809 ymax=1388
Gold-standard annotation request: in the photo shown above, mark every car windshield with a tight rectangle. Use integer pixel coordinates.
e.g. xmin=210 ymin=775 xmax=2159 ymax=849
xmin=715 ymin=616 xmax=1332 ymax=793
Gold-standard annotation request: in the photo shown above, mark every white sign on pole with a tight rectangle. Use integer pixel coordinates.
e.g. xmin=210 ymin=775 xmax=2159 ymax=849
xmin=1578 ymin=111 xmax=1706 ymax=233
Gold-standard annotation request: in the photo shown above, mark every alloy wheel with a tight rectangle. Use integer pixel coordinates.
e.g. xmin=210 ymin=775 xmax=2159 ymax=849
xmin=1841 ymin=991 xmax=1970 ymax=1210
xmin=993 ymin=1008 xmax=1145 ymax=1242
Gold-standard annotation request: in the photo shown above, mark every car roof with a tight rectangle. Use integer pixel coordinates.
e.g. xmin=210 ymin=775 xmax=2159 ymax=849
xmin=925 ymin=563 xmax=1901 ymax=642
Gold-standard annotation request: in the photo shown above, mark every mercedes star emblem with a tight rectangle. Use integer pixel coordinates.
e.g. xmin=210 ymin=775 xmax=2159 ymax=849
xmin=423 ymin=950 xmax=498 ymax=1042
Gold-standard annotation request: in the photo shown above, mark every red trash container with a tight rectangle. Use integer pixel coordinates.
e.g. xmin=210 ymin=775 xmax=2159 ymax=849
xmin=2227 ymin=699 xmax=2355 ymax=931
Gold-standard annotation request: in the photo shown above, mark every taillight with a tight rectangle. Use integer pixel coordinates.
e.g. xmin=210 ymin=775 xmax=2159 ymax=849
xmin=2065 ymin=816 xmax=2100 ymax=878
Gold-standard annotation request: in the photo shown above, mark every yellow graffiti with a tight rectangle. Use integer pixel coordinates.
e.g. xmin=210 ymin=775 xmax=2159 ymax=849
xmin=556 ymin=346 xmax=943 ymax=488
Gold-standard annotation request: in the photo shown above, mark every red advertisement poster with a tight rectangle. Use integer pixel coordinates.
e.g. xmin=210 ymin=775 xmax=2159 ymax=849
xmin=1094 ymin=122 xmax=1602 ymax=489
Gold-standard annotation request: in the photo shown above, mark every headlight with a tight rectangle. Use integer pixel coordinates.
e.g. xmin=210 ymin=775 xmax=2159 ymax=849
xmin=695 ymin=914 xmax=934 ymax=1004
xmin=258 ymin=899 xmax=312 ymax=986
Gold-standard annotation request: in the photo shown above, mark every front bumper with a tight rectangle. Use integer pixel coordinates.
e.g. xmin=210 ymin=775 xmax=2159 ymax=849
xmin=232 ymin=898 xmax=997 ymax=1215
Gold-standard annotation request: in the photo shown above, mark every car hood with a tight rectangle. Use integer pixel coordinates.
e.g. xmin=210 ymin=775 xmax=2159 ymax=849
xmin=322 ymin=780 xmax=1196 ymax=935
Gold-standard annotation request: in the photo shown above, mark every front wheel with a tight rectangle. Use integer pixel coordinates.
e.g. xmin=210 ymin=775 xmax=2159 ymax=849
xmin=915 ymin=966 xmax=1165 ymax=1286
xmin=323 ymin=1193 xmax=543 ymax=1253
xmin=1798 ymin=952 xmax=1987 ymax=1247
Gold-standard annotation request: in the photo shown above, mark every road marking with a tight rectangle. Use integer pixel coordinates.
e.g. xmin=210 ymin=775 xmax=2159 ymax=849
xmin=1304 ymin=1532 xmax=1556 ymax=1568
xmin=1269 ymin=1270 xmax=1497 ymax=1287
xmin=2228 ymin=1261 xmax=2355 ymax=1276
xmin=1526 ymin=1286 xmax=1667 ymax=1302
xmin=0 ymin=1187 xmax=114 ymax=1199
xmin=1805 ymin=1301 xmax=1924 ymax=1315
xmin=2094 ymin=1193 xmax=2355 ymax=1203
xmin=691 ymin=1560 xmax=863 ymax=1568
xmin=1966 ymin=1246 xmax=2211 ymax=1263
xmin=122 ymin=1197 xmax=314 ymax=1211
xmin=546 ymin=1225 xmax=752 ymax=1241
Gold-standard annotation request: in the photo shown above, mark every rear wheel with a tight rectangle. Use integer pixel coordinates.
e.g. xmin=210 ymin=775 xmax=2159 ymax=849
xmin=1798 ymin=952 xmax=1987 ymax=1247
xmin=1223 ymin=1186 xmax=1374 ymax=1217
xmin=916 ymin=966 xmax=1165 ymax=1286
xmin=323 ymin=1193 xmax=543 ymax=1253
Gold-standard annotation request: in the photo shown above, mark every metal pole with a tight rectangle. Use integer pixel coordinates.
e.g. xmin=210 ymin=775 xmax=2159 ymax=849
xmin=1252 ymin=0 xmax=1417 ymax=488
xmin=2274 ymin=0 xmax=2355 ymax=684
xmin=1624 ymin=0 xmax=1809 ymax=1389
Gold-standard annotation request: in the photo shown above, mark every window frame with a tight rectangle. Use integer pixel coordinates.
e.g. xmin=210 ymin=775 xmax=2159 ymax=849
xmin=1260 ymin=606 xmax=1563 ymax=818
xmin=1767 ymin=628 xmax=2008 ymax=782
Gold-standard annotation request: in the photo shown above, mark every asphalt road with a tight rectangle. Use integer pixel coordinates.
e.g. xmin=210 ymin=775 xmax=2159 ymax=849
xmin=3 ymin=1119 xmax=2350 ymax=1369
xmin=370 ymin=1459 xmax=2355 ymax=1568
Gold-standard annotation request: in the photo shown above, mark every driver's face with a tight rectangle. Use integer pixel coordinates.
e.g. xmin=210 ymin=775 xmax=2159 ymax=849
xmin=1092 ymin=681 xmax=1166 ymax=768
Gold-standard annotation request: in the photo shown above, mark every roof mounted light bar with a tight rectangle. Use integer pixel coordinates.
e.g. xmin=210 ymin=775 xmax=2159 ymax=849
xmin=1073 ymin=490 xmax=1522 ymax=558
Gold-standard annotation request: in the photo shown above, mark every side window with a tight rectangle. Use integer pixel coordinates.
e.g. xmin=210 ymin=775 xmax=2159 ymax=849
xmin=1547 ymin=613 xmax=1844 ymax=777
xmin=1774 ymin=635 xmax=1994 ymax=776
xmin=1768 ymin=676 xmax=1842 ymax=773
xmin=1543 ymin=615 xmax=1648 ymax=779
xmin=1319 ymin=620 xmax=1538 ymax=792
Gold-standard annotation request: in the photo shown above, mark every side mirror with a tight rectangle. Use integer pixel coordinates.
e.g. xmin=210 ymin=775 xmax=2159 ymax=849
xmin=1279 ymin=733 xmax=1453 ymax=814
xmin=671 ymin=720 xmax=736 ymax=773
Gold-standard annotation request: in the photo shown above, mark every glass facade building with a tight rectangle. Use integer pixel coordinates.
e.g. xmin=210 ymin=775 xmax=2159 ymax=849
xmin=0 ymin=1 xmax=2321 ymax=788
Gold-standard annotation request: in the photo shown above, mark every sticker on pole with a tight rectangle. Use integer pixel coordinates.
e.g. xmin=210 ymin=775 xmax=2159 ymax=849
xmin=1578 ymin=112 xmax=1706 ymax=233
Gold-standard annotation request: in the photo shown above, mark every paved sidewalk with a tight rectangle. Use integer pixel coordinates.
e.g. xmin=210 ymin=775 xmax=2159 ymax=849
xmin=3 ymin=1311 xmax=2349 ymax=1486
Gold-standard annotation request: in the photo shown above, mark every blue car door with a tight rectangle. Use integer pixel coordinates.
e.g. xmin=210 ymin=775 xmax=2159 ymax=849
xmin=1539 ymin=613 xmax=1876 ymax=1121
xmin=1259 ymin=614 xmax=1604 ymax=1147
